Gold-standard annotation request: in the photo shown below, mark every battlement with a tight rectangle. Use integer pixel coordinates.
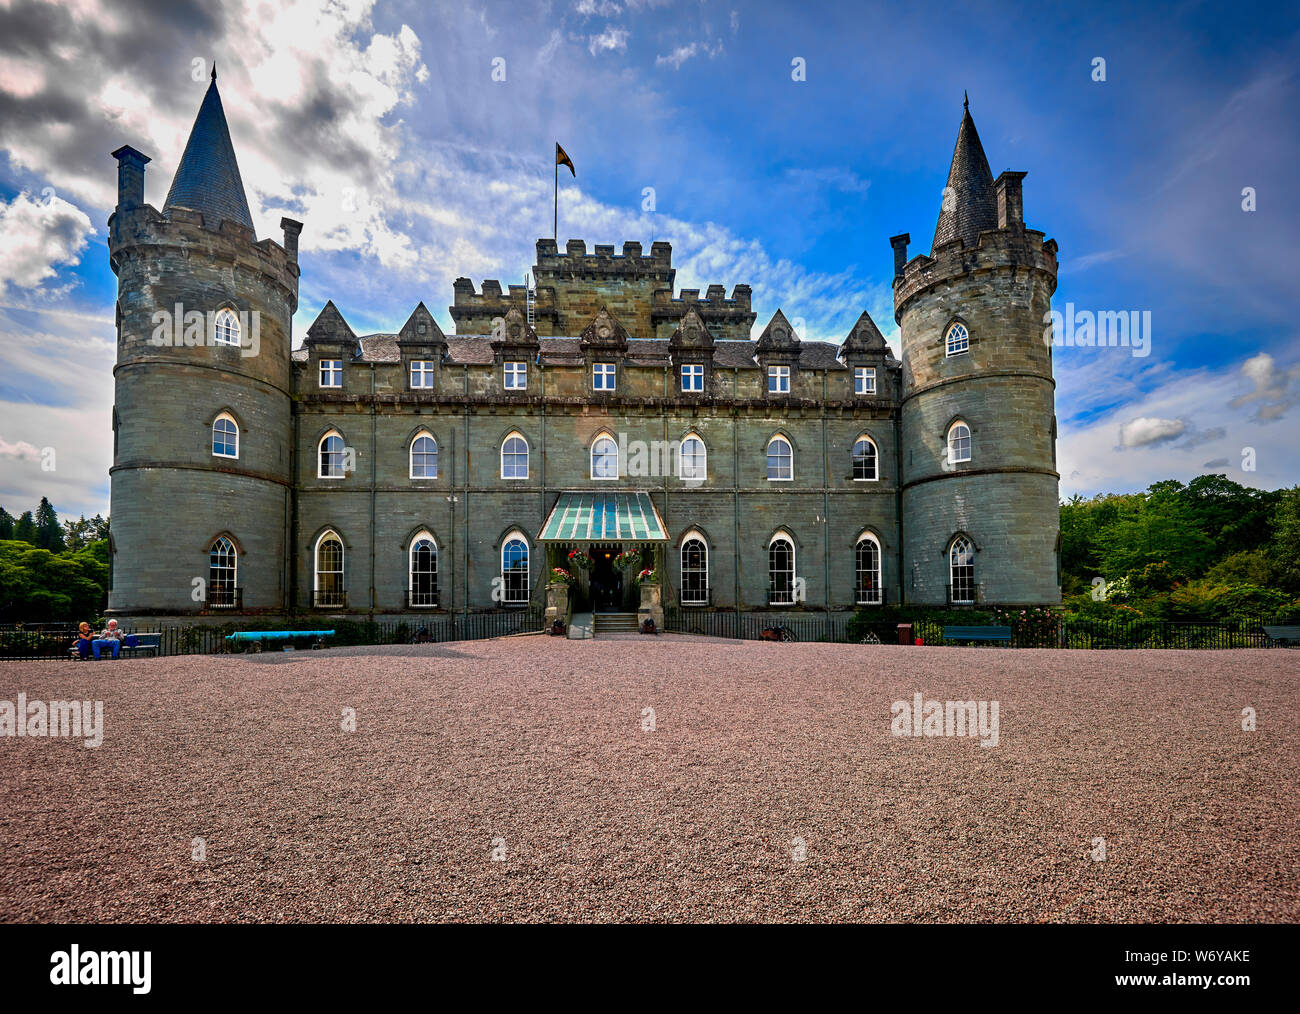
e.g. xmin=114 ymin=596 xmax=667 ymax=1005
xmin=534 ymin=238 xmax=675 ymax=284
xmin=893 ymin=225 xmax=1058 ymax=318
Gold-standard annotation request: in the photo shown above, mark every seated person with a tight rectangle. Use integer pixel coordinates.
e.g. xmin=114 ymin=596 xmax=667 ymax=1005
xmin=73 ymin=622 xmax=94 ymax=660
xmin=92 ymin=619 xmax=124 ymax=660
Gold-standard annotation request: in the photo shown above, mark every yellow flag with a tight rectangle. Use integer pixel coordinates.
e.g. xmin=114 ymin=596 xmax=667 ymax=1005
xmin=555 ymin=143 xmax=575 ymax=177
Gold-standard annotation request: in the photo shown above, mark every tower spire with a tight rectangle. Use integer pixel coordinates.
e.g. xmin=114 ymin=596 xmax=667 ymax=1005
xmin=931 ymin=96 xmax=996 ymax=252
xmin=163 ymin=67 xmax=254 ymax=232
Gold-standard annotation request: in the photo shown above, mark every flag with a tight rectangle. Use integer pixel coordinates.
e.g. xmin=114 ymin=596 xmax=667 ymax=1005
xmin=556 ymin=143 xmax=575 ymax=177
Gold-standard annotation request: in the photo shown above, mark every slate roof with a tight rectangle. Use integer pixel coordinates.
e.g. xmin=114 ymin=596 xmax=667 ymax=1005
xmin=292 ymin=336 xmax=853 ymax=369
xmin=163 ymin=71 xmax=255 ymax=232
xmin=932 ymin=98 xmax=997 ymax=253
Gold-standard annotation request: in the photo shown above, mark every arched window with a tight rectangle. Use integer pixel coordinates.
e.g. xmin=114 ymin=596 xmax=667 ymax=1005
xmin=410 ymin=433 xmax=438 ymax=479
xmin=314 ymin=531 xmax=345 ymax=607
xmin=318 ymin=431 xmax=346 ymax=478
xmin=501 ymin=432 xmax=529 ymax=480
xmin=852 ymin=435 xmax=878 ymax=481
xmin=769 ymin=533 xmax=796 ymax=605
xmin=767 ymin=435 xmax=793 ymax=481
xmin=947 ymin=421 xmax=972 ymax=464
xmin=855 ymin=533 xmax=882 ymax=605
xmin=680 ymin=532 xmax=708 ymax=605
xmin=501 ymin=532 xmax=529 ymax=605
xmin=679 ymin=434 xmax=707 ymax=482
xmin=945 ymin=321 xmax=969 ymax=357
xmin=209 ymin=536 xmax=237 ymax=607
xmin=950 ymin=536 xmax=975 ymax=604
xmin=213 ymin=308 xmax=241 ymax=347
xmin=212 ymin=413 xmax=238 ymax=458
xmin=409 ymin=533 xmax=438 ymax=608
xmin=591 ymin=432 xmax=618 ymax=480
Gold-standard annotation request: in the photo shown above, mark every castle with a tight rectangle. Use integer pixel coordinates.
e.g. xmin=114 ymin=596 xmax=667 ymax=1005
xmin=105 ymin=75 xmax=1061 ymax=622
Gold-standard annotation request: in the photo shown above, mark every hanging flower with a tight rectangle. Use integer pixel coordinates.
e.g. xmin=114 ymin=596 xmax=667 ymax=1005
xmin=614 ymin=550 xmax=641 ymax=569
xmin=550 ymin=567 xmax=573 ymax=585
xmin=566 ymin=549 xmax=592 ymax=570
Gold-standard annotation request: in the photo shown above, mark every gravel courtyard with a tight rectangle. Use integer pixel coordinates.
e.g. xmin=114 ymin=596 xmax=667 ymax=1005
xmin=2 ymin=637 xmax=1296 ymax=923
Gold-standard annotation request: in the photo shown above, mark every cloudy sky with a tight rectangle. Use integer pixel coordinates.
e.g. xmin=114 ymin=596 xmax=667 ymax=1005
xmin=1 ymin=0 xmax=1297 ymax=520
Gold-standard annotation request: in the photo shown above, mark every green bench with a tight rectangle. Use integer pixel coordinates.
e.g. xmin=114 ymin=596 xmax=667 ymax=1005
xmin=942 ymin=625 xmax=1012 ymax=646
xmin=1263 ymin=625 xmax=1300 ymax=647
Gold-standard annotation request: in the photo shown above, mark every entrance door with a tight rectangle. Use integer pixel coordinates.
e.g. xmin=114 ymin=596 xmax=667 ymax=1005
xmin=590 ymin=546 xmax=624 ymax=612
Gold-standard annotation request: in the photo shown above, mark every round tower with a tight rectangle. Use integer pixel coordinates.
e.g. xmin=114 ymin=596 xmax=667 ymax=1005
xmin=895 ymin=99 xmax=1060 ymax=607
xmin=107 ymin=68 xmax=302 ymax=618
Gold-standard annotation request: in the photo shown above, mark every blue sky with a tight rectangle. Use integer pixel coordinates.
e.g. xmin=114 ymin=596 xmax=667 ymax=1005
xmin=1 ymin=0 xmax=1298 ymax=520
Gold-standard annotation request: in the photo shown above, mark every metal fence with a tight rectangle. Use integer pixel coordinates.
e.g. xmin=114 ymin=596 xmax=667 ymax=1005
xmin=0 ymin=609 xmax=545 ymax=661
xmin=664 ymin=609 xmax=1294 ymax=649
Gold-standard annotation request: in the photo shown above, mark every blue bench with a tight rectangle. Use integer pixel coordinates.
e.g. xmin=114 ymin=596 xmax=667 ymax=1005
xmin=1263 ymin=625 xmax=1300 ymax=647
xmin=225 ymin=630 xmax=334 ymax=652
xmin=942 ymin=625 xmax=1012 ymax=645
xmin=70 ymin=632 xmax=161 ymax=660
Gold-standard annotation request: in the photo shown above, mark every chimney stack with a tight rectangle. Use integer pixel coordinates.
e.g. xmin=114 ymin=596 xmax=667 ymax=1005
xmin=111 ymin=145 xmax=151 ymax=212
xmin=994 ymin=171 xmax=1027 ymax=230
xmin=890 ymin=233 xmax=910 ymax=277
xmin=280 ymin=218 xmax=303 ymax=261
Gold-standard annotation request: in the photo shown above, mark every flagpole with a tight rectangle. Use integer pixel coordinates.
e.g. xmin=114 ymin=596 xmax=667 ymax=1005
xmin=554 ymin=153 xmax=558 ymax=241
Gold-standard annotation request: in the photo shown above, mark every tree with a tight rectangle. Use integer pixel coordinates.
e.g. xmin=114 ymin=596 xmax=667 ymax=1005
xmin=0 ymin=508 xmax=12 ymax=540
xmin=13 ymin=511 xmax=36 ymax=544
xmin=34 ymin=497 xmax=64 ymax=553
xmin=1272 ymin=487 xmax=1300 ymax=595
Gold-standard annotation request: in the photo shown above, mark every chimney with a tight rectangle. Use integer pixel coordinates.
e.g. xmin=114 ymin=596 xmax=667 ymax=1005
xmin=280 ymin=217 xmax=303 ymax=261
xmin=994 ymin=171 xmax=1027 ymax=229
xmin=889 ymin=233 xmax=910 ymax=277
xmin=110 ymin=145 xmax=151 ymax=212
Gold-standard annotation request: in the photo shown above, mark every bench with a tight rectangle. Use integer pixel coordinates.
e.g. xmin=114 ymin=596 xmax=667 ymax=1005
xmin=942 ymin=625 xmax=1012 ymax=646
xmin=1263 ymin=625 xmax=1300 ymax=647
xmin=69 ymin=632 xmax=161 ymax=659
xmin=225 ymin=630 xmax=335 ymax=652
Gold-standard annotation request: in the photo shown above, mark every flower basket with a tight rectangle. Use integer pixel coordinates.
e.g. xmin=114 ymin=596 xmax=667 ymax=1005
xmin=566 ymin=549 xmax=593 ymax=571
xmin=613 ymin=550 xmax=641 ymax=570
xmin=549 ymin=567 xmax=573 ymax=586
xmin=634 ymin=567 xmax=659 ymax=585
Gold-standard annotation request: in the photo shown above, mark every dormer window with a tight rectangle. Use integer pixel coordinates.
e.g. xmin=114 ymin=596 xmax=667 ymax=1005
xmin=410 ymin=360 xmax=436 ymax=389
xmin=681 ymin=363 xmax=704 ymax=392
xmin=768 ymin=365 xmax=790 ymax=393
xmin=945 ymin=322 xmax=970 ymax=357
xmin=504 ymin=361 xmax=527 ymax=390
xmin=320 ymin=359 xmax=342 ymax=388
xmin=854 ymin=367 xmax=876 ymax=395
xmin=593 ymin=362 xmax=616 ymax=391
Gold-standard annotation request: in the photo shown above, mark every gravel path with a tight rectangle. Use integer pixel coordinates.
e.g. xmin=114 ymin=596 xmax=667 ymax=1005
xmin=1 ymin=640 xmax=1296 ymax=923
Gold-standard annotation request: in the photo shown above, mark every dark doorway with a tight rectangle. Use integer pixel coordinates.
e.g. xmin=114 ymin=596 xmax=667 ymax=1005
xmin=590 ymin=546 xmax=625 ymax=612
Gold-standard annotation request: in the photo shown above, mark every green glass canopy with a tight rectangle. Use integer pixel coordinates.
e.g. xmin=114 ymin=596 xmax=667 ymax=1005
xmin=539 ymin=492 xmax=668 ymax=542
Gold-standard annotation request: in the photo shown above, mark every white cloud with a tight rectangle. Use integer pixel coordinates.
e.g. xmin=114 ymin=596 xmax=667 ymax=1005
xmin=655 ymin=40 xmax=725 ymax=70
xmin=0 ymin=191 xmax=96 ymax=294
xmin=1118 ymin=416 xmax=1185 ymax=448
xmin=1229 ymin=351 xmax=1300 ymax=420
xmin=587 ymin=26 xmax=630 ymax=55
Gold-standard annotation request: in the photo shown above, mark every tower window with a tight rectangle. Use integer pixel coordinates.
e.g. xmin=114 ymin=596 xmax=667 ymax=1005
xmin=213 ymin=309 xmax=241 ymax=347
xmin=681 ymin=363 xmax=704 ymax=392
xmin=212 ymin=413 xmax=238 ymax=458
xmin=504 ymin=361 xmax=527 ymax=390
xmin=947 ymin=421 xmax=972 ymax=464
xmin=410 ymin=361 xmax=436 ymax=389
xmin=854 ymin=367 xmax=876 ymax=395
xmin=950 ymin=536 xmax=975 ymax=604
xmin=593 ymin=363 xmax=616 ymax=391
xmin=768 ymin=365 xmax=790 ymax=393
xmin=766 ymin=435 xmax=793 ymax=481
xmin=945 ymin=322 xmax=970 ymax=357
xmin=314 ymin=531 xmax=345 ymax=608
xmin=209 ymin=536 xmax=237 ymax=607
xmin=320 ymin=359 xmax=342 ymax=388
xmin=852 ymin=436 xmax=878 ymax=481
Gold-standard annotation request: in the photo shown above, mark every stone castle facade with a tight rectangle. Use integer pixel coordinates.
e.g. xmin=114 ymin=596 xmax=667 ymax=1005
xmin=106 ymin=77 xmax=1061 ymax=621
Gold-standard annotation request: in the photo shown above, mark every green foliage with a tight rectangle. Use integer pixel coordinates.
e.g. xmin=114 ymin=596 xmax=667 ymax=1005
xmin=0 ymin=539 xmax=108 ymax=621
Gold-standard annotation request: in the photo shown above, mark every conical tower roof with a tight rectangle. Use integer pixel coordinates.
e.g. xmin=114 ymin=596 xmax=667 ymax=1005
xmin=164 ymin=66 xmax=254 ymax=232
xmin=931 ymin=95 xmax=996 ymax=253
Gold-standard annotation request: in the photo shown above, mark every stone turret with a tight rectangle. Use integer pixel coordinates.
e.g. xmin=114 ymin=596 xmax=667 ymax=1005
xmin=106 ymin=68 xmax=300 ymax=617
xmin=895 ymin=97 xmax=1060 ymax=606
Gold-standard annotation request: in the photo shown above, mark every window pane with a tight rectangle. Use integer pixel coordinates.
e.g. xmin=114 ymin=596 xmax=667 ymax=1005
xmin=856 ymin=538 xmax=881 ymax=605
xmin=769 ymin=539 xmax=794 ymax=603
xmin=767 ymin=438 xmax=792 ymax=480
xmin=681 ymin=538 xmax=708 ymax=604
xmin=412 ymin=435 xmax=437 ymax=478
xmin=502 ymin=538 xmax=528 ymax=604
